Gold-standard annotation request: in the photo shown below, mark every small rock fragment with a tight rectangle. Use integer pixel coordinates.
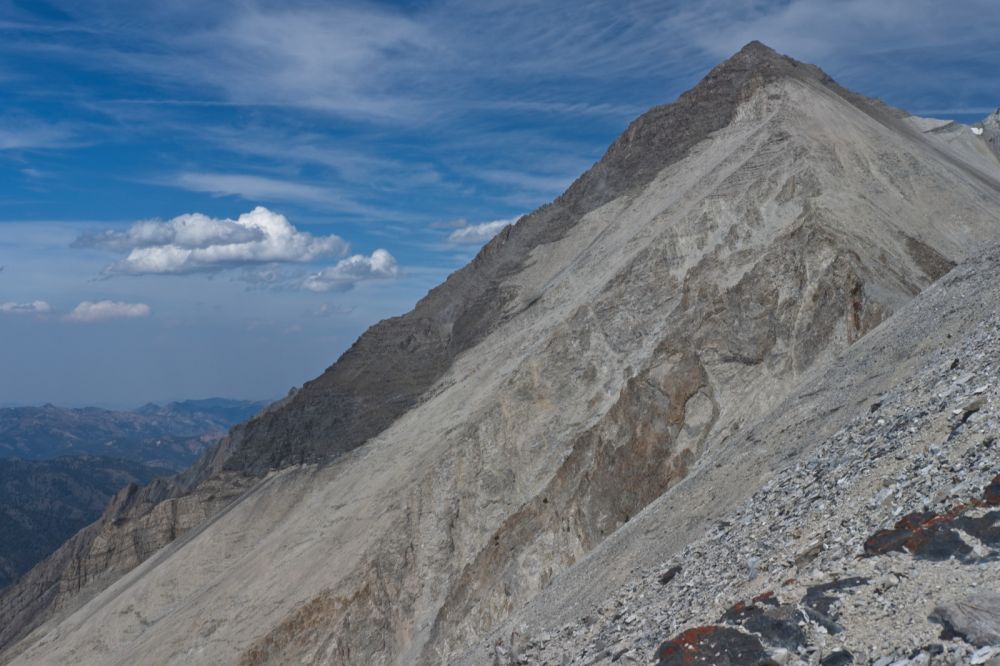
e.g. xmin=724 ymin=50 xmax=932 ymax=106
xmin=658 ymin=565 xmax=681 ymax=586
xmin=820 ymin=650 xmax=853 ymax=666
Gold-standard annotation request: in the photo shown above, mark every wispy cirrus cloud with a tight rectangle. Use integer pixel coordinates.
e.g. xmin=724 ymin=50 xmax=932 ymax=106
xmin=1 ymin=2 xmax=697 ymax=123
xmin=209 ymin=130 xmax=442 ymax=190
xmin=46 ymin=5 xmax=437 ymax=121
xmin=6 ymin=1 xmax=1000 ymax=130
xmin=679 ymin=0 xmax=1000 ymax=62
xmin=157 ymin=171 xmax=400 ymax=219
xmin=0 ymin=120 xmax=77 ymax=151
xmin=169 ymin=173 xmax=341 ymax=206
xmin=472 ymin=169 xmax=575 ymax=195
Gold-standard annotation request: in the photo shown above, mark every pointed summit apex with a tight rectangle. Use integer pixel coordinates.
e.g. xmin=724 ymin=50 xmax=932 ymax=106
xmin=736 ymin=40 xmax=782 ymax=59
xmin=713 ymin=40 xmax=817 ymax=81
xmin=730 ymin=40 xmax=787 ymax=67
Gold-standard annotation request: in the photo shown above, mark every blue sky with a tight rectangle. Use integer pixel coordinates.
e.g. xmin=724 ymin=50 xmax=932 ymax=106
xmin=2 ymin=0 xmax=999 ymax=407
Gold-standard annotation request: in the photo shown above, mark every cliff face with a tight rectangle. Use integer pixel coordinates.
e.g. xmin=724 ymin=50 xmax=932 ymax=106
xmin=4 ymin=43 xmax=1000 ymax=665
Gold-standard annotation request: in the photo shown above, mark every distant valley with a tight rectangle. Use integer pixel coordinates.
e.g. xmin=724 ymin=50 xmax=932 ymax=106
xmin=0 ymin=398 xmax=268 ymax=590
xmin=0 ymin=456 xmax=172 ymax=589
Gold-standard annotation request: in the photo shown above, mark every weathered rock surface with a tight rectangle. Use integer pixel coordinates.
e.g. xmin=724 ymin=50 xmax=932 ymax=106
xmin=0 ymin=468 xmax=255 ymax=653
xmin=4 ymin=42 xmax=1000 ymax=665
xmin=482 ymin=243 xmax=1000 ymax=665
xmin=933 ymin=594 xmax=1000 ymax=648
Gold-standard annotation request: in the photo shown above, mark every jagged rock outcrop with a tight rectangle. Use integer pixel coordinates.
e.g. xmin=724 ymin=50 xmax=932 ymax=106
xmin=4 ymin=42 xmax=1000 ymax=665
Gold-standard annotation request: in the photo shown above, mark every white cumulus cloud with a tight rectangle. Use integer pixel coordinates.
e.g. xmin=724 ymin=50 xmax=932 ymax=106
xmin=303 ymin=249 xmax=399 ymax=292
xmin=77 ymin=206 xmax=348 ymax=275
xmin=447 ymin=217 xmax=518 ymax=245
xmin=65 ymin=300 xmax=151 ymax=322
xmin=0 ymin=301 xmax=51 ymax=315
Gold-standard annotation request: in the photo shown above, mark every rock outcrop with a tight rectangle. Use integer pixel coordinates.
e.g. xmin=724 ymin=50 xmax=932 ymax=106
xmin=4 ymin=42 xmax=1000 ymax=665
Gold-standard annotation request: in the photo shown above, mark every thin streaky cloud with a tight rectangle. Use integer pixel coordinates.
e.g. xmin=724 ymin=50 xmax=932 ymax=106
xmin=65 ymin=300 xmax=151 ymax=322
xmin=171 ymin=172 xmax=344 ymax=206
xmin=0 ymin=300 xmax=51 ymax=315
xmin=447 ymin=217 xmax=519 ymax=245
xmin=0 ymin=123 xmax=76 ymax=151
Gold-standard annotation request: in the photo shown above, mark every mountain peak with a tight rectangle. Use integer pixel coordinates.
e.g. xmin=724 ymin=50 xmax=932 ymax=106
xmin=709 ymin=40 xmax=824 ymax=83
xmin=734 ymin=39 xmax=783 ymax=61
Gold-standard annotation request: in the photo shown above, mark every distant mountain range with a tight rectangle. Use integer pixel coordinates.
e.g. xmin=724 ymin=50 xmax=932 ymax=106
xmin=0 ymin=398 xmax=270 ymax=470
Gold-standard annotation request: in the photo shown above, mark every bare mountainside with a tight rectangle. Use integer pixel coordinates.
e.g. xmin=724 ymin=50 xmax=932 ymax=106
xmin=478 ymin=239 xmax=1000 ymax=665
xmin=3 ymin=42 xmax=1000 ymax=665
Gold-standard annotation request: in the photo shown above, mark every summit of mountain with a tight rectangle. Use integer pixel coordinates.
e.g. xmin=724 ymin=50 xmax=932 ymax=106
xmin=3 ymin=42 xmax=1000 ymax=665
xmin=211 ymin=40 xmax=910 ymax=477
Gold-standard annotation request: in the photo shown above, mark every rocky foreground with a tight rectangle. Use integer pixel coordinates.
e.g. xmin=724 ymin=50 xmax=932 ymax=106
xmin=485 ymin=244 xmax=1000 ymax=665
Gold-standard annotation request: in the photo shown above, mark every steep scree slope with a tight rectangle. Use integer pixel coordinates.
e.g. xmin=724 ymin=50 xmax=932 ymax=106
xmin=483 ymin=240 xmax=1000 ymax=665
